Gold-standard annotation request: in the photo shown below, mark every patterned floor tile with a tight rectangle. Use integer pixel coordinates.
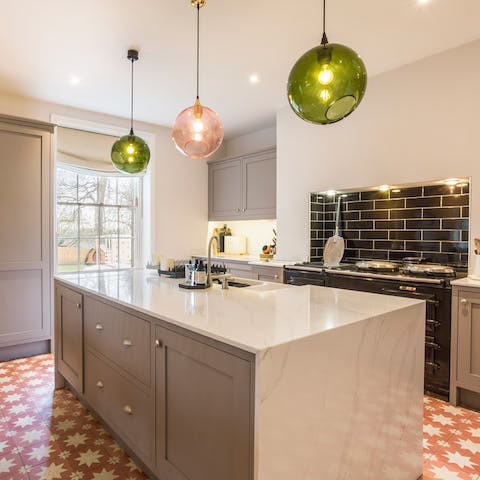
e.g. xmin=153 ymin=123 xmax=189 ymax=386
xmin=2 ymin=354 xmax=480 ymax=479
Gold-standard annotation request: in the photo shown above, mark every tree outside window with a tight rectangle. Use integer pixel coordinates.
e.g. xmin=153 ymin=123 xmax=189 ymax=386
xmin=56 ymin=167 xmax=139 ymax=273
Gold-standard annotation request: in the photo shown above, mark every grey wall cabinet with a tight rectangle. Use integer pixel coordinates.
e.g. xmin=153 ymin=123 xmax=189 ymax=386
xmin=155 ymin=325 xmax=253 ymax=480
xmin=451 ymin=286 xmax=480 ymax=406
xmin=55 ymin=285 xmax=83 ymax=393
xmin=0 ymin=116 xmax=54 ymax=359
xmin=208 ymin=148 xmax=276 ymax=220
xmin=55 ymin=281 xmax=254 ymax=480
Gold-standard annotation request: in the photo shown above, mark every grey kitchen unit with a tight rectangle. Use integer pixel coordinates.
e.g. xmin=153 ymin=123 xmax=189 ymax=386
xmin=0 ymin=115 xmax=54 ymax=361
xmin=451 ymin=283 xmax=480 ymax=408
xmin=54 ymin=279 xmax=254 ymax=480
xmin=208 ymin=148 xmax=276 ymax=220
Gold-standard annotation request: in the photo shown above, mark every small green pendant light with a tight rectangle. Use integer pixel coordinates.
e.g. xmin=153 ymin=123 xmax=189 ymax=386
xmin=111 ymin=49 xmax=150 ymax=174
xmin=287 ymin=0 xmax=367 ymax=124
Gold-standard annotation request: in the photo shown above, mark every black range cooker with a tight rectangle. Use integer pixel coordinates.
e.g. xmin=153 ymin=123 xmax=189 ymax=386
xmin=284 ymin=259 xmax=467 ymax=400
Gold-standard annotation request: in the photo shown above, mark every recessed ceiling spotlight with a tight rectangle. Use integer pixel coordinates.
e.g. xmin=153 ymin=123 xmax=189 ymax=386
xmin=70 ymin=75 xmax=80 ymax=85
xmin=378 ymin=185 xmax=390 ymax=192
xmin=417 ymin=0 xmax=432 ymax=4
xmin=249 ymin=73 xmax=260 ymax=84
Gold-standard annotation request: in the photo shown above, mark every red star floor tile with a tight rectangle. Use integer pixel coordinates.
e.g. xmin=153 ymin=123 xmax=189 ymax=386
xmin=1 ymin=354 xmax=480 ymax=480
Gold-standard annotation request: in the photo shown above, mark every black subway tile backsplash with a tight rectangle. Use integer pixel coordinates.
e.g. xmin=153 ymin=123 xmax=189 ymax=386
xmin=375 ymin=199 xmax=405 ymax=209
xmin=423 ymin=207 xmax=461 ymax=218
xmin=406 ymin=219 xmax=441 ymax=230
xmin=442 ymin=195 xmax=469 ymax=207
xmin=376 ymin=220 xmax=405 ymax=229
xmin=361 ymin=210 xmax=389 ymax=220
xmin=390 ymin=187 xmax=423 ymax=198
xmin=391 ymin=208 xmax=422 ymax=219
xmin=310 ymin=183 xmax=469 ymax=264
xmin=406 ymin=197 xmax=441 ymax=208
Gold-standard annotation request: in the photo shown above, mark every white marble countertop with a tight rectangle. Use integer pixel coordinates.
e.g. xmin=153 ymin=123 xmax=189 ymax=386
xmin=192 ymin=254 xmax=298 ymax=267
xmin=451 ymin=276 xmax=480 ymax=288
xmin=55 ymin=269 xmax=423 ymax=354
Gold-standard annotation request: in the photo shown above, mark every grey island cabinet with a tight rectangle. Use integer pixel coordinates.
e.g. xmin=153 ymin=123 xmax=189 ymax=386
xmin=54 ymin=269 xmax=425 ymax=480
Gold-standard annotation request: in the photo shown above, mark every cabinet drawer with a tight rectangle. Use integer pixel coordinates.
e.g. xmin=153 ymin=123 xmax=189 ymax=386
xmin=252 ymin=266 xmax=283 ymax=283
xmin=84 ymin=296 xmax=151 ymax=386
xmin=85 ymin=349 xmax=154 ymax=464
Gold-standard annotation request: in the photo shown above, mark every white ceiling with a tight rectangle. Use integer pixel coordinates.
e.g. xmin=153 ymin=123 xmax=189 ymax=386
xmin=1 ymin=0 xmax=479 ymax=137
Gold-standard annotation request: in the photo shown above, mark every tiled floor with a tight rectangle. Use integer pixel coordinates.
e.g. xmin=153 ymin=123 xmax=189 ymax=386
xmin=0 ymin=354 xmax=148 ymax=480
xmin=1 ymin=355 xmax=480 ymax=480
xmin=423 ymin=396 xmax=480 ymax=480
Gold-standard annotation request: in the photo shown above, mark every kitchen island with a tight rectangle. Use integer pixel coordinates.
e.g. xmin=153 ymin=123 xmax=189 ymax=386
xmin=54 ymin=269 xmax=425 ymax=480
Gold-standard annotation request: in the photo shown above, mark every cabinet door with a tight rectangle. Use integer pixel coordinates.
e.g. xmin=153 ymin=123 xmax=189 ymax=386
xmin=209 ymin=160 xmax=242 ymax=220
xmin=0 ymin=120 xmax=52 ymax=347
xmin=457 ymin=290 xmax=480 ymax=392
xmin=155 ymin=326 xmax=253 ymax=480
xmin=242 ymin=151 xmax=276 ymax=219
xmin=55 ymin=285 xmax=83 ymax=392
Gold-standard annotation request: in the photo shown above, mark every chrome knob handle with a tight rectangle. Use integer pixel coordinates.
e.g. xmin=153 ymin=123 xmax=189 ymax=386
xmin=122 ymin=339 xmax=133 ymax=347
xmin=155 ymin=339 xmax=163 ymax=348
xmin=96 ymin=380 xmax=104 ymax=389
xmin=123 ymin=405 xmax=133 ymax=415
xmin=95 ymin=323 xmax=104 ymax=331
xmin=76 ymin=303 xmax=82 ymax=309
xmin=460 ymin=298 xmax=468 ymax=305
xmin=274 ymin=274 xmax=279 ymax=279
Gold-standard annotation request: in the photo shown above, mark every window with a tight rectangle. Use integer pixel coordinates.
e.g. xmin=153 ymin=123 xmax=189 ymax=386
xmin=56 ymin=167 xmax=140 ymax=273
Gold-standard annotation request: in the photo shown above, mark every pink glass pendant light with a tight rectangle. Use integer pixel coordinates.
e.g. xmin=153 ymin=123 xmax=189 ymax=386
xmin=172 ymin=0 xmax=224 ymax=160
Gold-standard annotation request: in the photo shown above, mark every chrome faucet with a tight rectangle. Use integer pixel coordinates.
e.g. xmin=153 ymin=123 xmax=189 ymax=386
xmin=207 ymin=235 xmax=231 ymax=289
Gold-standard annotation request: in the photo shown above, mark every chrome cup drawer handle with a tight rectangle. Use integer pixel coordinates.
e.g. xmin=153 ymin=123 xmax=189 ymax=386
xmin=122 ymin=339 xmax=133 ymax=347
xmin=123 ymin=405 xmax=133 ymax=415
xmin=96 ymin=380 xmax=104 ymax=389
xmin=95 ymin=323 xmax=104 ymax=331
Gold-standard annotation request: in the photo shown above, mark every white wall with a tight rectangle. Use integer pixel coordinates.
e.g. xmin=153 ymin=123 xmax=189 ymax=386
xmin=224 ymin=125 xmax=276 ymax=158
xmin=0 ymin=91 xmax=209 ymax=260
xmin=277 ymin=40 xmax=480 ymax=264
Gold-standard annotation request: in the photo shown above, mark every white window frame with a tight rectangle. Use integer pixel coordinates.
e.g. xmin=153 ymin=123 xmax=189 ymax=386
xmin=50 ymin=114 xmax=156 ymax=274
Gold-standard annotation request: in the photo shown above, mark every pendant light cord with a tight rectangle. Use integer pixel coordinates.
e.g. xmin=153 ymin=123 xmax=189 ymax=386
xmin=321 ymin=0 xmax=328 ymax=45
xmin=130 ymin=57 xmax=134 ymax=136
xmin=196 ymin=3 xmax=200 ymax=99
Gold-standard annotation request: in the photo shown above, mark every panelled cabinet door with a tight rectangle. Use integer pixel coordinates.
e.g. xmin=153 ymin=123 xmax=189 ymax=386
xmin=209 ymin=160 xmax=242 ymax=220
xmin=457 ymin=290 xmax=480 ymax=392
xmin=242 ymin=151 xmax=276 ymax=219
xmin=56 ymin=285 xmax=83 ymax=392
xmin=155 ymin=326 xmax=253 ymax=480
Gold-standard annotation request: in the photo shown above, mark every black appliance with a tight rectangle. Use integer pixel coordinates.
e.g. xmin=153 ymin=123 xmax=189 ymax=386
xmin=284 ymin=260 xmax=467 ymax=400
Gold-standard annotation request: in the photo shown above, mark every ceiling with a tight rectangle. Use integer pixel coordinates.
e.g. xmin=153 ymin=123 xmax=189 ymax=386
xmin=1 ymin=0 xmax=479 ymax=137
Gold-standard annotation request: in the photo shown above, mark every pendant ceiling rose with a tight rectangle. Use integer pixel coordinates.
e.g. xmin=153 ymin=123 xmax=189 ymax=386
xmin=287 ymin=0 xmax=367 ymax=125
xmin=172 ymin=0 xmax=224 ymax=160
xmin=111 ymin=49 xmax=151 ymax=174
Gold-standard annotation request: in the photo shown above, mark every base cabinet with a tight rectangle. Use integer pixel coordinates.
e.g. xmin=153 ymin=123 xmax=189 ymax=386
xmin=54 ymin=281 xmax=254 ymax=480
xmin=55 ymin=285 xmax=83 ymax=393
xmin=154 ymin=325 xmax=253 ymax=480
xmin=451 ymin=286 xmax=480 ymax=405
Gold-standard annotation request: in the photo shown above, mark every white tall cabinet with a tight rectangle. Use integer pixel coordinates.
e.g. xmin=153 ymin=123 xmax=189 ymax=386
xmin=0 ymin=115 xmax=54 ymax=360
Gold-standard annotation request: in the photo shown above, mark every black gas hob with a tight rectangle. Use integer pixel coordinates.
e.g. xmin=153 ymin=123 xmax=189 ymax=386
xmin=284 ymin=259 xmax=467 ymax=400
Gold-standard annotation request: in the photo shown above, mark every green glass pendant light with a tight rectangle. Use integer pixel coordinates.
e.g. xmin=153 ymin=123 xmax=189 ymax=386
xmin=287 ymin=0 xmax=367 ymax=124
xmin=111 ymin=49 xmax=150 ymax=174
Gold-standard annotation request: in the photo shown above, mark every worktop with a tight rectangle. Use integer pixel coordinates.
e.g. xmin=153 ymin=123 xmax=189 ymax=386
xmin=54 ymin=269 xmax=425 ymax=480
xmin=56 ymin=269 xmax=420 ymax=354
